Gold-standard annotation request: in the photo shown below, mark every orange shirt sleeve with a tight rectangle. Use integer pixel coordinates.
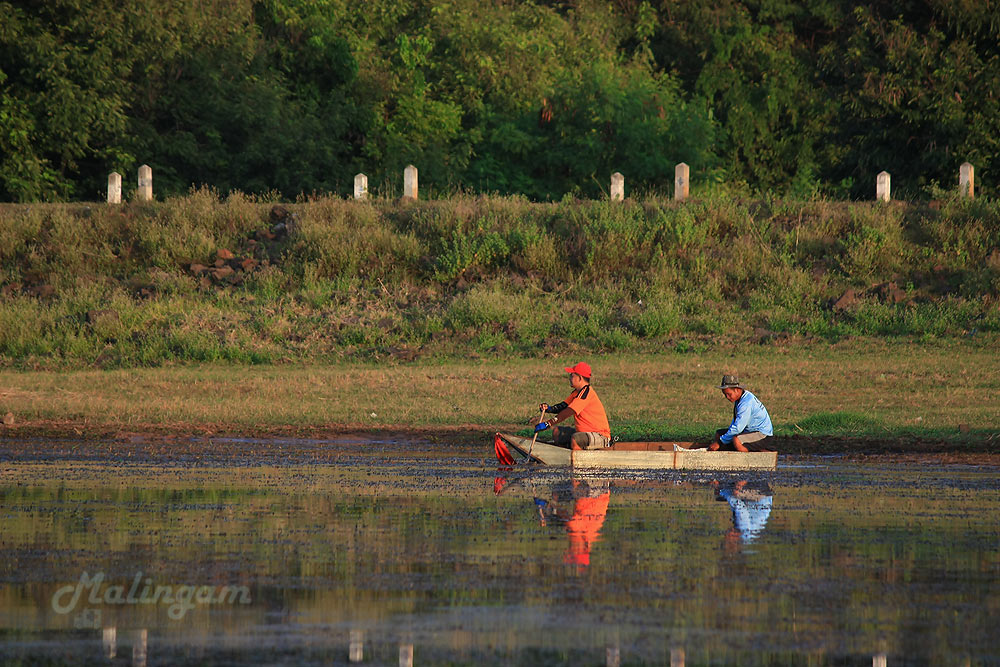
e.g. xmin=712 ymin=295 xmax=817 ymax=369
xmin=562 ymin=390 xmax=578 ymax=408
xmin=565 ymin=387 xmax=587 ymax=414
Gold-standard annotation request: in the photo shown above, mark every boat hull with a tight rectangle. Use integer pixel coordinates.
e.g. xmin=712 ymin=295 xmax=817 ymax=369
xmin=496 ymin=433 xmax=777 ymax=471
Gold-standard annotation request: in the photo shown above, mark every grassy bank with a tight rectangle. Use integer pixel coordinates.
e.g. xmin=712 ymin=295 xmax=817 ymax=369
xmin=0 ymin=190 xmax=998 ymax=368
xmin=0 ymin=344 xmax=997 ymax=451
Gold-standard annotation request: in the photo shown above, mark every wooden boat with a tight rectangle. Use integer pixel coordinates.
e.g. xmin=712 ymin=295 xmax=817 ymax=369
xmin=495 ymin=433 xmax=777 ymax=471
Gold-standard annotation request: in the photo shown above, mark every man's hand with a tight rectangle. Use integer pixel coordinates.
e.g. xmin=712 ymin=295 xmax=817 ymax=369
xmin=538 ymin=403 xmax=549 ymax=413
xmin=534 ymin=422 xmax=550 ymax=433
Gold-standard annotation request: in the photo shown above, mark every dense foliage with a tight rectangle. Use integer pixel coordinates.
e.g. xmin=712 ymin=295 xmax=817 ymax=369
xmin=0 ymin=192 xmax=997 ymax=367
xmin=3 ymin=0 xmax=1000 ymax=202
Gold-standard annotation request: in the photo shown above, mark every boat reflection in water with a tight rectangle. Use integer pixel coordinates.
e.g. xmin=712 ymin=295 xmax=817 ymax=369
xmin=497 ymin=473 xmax=777 ymax=566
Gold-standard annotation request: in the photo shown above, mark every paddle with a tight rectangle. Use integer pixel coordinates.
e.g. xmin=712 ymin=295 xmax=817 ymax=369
xmin=493 ymin=433 xmax=516 ymax=466
xmin=526 ymin=406 xmax=546 ymax=460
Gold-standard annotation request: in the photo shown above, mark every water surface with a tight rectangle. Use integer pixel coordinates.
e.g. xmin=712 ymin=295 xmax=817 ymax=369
xmin=0 ymin=440 xmax=997 ymax=665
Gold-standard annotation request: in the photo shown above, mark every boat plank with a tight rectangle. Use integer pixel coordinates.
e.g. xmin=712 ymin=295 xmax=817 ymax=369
xmin=573 ymin=449 xmax=677 ymax=469
xmin=675 ymin=450 xmax=777 ymax=471
xmin=610 ymin=441 xmax=699 ymax=451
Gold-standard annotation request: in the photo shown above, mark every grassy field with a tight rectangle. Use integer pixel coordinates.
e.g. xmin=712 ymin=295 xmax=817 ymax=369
xmin=1 ymin=190 xmax=998 ymax=368
xmin=0 ymin=341 xmax=996 ymax=451
xmin=1 ymin=192 xmax=997 ymax=452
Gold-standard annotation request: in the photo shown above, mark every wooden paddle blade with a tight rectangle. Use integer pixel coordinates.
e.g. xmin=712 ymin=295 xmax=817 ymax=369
xmin=494 ymin=433 xmax=516 ymax=465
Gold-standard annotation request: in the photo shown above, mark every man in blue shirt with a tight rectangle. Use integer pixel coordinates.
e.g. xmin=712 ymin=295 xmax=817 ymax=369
xmin=709 ymin=374 xmax=774 ymax=452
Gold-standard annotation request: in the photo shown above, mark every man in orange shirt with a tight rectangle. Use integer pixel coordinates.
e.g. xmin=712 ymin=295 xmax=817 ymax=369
xmin=534 ymin=362 xmax=612 ymax=449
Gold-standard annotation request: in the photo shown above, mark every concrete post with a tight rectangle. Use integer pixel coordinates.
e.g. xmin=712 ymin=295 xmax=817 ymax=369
xmin=876 ymin=171 xmax=891 ymax=202
xmin=137 ymin=165 xmax=152 ymax=201
xmin=960 ymin=162 xmax=974 ymax=198
xmin=610 ymin=172 xmax=624 ymax=201
xmin=354 ymin=173 xmax=368 ymax=200
xmin=674 ymin=163 xmax=689 ymax=201
xmin=107 ymin=172 xmax=121 ymax=204
xmin=403 ymin=165 xmax=418 ymax=200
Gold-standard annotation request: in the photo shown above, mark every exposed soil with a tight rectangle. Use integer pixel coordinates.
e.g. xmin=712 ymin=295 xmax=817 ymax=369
xmin=0 ymin=419 xmax=997 ymax=460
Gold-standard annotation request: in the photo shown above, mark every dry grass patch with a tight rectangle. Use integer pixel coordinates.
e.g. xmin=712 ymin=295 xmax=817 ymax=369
xmin=0 ymin=341 xmax=996 ymax=446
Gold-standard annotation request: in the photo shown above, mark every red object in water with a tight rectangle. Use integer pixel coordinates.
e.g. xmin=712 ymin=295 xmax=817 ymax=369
xmin=494 ymin=433 xmax=516 ymax=465
xmin=493 ymin=476 xmax=509 ymax=495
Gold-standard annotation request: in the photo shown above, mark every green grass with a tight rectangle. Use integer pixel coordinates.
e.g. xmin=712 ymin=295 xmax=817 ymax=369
xmin=789 ymin=411 xmax=886 ymax=434
xmin=0 ymin=189 xmax=998 ymax=369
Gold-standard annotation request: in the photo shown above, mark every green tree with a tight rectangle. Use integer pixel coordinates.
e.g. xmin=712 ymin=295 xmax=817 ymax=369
xmin=128 ymin=0 xmax=369 ymax=197
xmin=638 ymin=0 xmax=840 ymax=196
xmin=0 ymin=0 xmax=134 ymax=200
xmin=471 ymin=58 xmax=715 ymax=199
xmin=820 ymin=3 xmax=1000 ymax=197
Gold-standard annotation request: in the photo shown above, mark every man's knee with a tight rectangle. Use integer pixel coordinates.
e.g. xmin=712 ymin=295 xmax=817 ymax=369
xmin=572 ymin=432 xmax=608 ymax=450
xmin=553 ymin=426 xmax=575 ymax=447
xmin=712 ymin=429 xmax=734 ymax=450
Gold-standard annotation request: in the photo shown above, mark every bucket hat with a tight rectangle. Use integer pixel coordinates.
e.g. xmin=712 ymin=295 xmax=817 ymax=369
xmin=718 ymin=374 xmax=746 ymax=389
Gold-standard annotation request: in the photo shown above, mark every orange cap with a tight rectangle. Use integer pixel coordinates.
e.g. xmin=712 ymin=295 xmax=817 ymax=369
xmin=563 ymin=362 xmax=592 ymax=378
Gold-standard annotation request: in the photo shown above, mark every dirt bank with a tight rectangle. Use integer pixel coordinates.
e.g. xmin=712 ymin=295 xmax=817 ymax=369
xmin=1 ymin=419 xmax=996 ymax=459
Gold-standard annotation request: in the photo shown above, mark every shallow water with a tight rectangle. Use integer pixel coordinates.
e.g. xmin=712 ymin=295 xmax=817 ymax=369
xmin=1 ymin=440 xmax=998 ymax=665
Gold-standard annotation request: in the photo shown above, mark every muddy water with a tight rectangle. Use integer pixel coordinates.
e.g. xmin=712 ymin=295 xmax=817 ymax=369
xmin=1 ymin=440 xmax=998 ymax=665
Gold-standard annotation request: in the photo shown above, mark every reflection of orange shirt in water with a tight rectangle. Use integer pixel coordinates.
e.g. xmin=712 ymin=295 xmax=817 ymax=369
xmin=563 ymin=493 xmax=610 ymax=566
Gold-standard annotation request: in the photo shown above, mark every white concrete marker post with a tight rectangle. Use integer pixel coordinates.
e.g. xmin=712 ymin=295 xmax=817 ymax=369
xmin=354 ymin=173 xmax=368 ymax=200
xmin=675 ymin=163 xmax=689 ymax=201
xmin=403 ymin=165 xmax=418 ymax=200
xmin=876 ymin=171 xmax=891 ymax=202
xmin=960 ymin=162 xmax=974 ymax=198
xmin=107 ymin=172 xmax=121 ymax=204
xmin=611 ymin=172 xmax=624 ymax=201
xmin=137 ymin=164 xmax=153 ymax=201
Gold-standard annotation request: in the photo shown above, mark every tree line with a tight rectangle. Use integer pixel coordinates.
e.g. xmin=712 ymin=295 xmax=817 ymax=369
xmin=2 ymin=0 xmax=999 ymax=202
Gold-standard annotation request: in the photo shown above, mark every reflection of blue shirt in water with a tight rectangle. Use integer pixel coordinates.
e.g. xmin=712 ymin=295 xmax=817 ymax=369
xmin=719 ymin=488 xmax=773 ymax=543
xmin=719 ymin=390 xmax=773 ymax=445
